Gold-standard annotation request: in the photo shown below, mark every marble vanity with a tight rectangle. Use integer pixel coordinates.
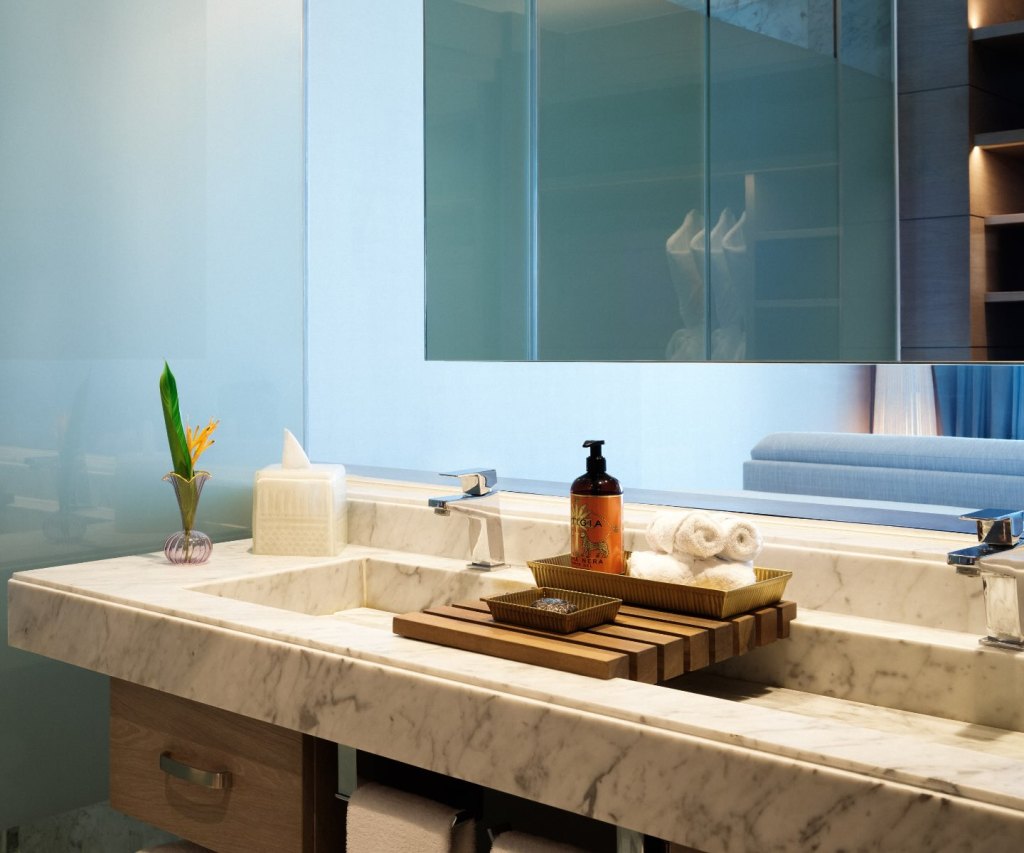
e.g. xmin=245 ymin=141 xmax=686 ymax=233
xmin=8 ymin=475 xmax=1024 ymax=852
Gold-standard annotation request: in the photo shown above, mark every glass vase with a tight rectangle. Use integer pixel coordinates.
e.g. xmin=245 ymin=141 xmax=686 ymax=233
xmin=163 ymin=471 xmax=212 ymax=564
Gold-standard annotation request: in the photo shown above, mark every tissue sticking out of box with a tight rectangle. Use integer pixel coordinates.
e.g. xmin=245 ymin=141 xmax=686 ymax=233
xmin=252 ymin=430 xmax=346 ymax=556
xmin=282 ymin=428 xmax=311 ymax=469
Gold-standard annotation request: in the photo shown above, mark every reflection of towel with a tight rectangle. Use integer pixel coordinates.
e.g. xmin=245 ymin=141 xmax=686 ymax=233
xmin=691 ymin=208 xmax=736 ymax=304
xmin=628 ymin=550 xmax=694 ymax=584
xmin=666 ymin=209 xmax=705 ymax=325
xmin=718 ymin=210 xmax=748 ymax=328
xmin=694 ymin=208 xmax=744 ymax=360
xmin=491 ymin=831 xmax=589 ymax=853
xmin=346 ymin=783 xmax=474 ymax=853
xmin=720 ymin=515 xmax=763 ymax=562
xmin=665 ymin=326 xmax=704 ymax=361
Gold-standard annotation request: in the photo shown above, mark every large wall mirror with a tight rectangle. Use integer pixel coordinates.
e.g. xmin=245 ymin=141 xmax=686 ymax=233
xmin=425 ymin=0 xmax=897 ymax=361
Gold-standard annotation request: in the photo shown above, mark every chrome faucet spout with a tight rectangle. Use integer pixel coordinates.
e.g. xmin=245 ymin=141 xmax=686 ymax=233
xmin=429 ymin=468 xmax=498 ymax=515
xmin=428 ymin=469 xmax=505 ymax=569
xmin=949 ymin=509 xmax=1024 ymax=650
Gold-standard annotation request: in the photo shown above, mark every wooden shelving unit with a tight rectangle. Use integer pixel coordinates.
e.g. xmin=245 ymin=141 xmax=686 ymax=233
xmin=984 ymin=290 xmax=1024 ymax=303
xmin=969 ymin=2 xmax=1024 ymax=358
xmin=975 ymin=128 xmax=1024 ymax=150
xmin=986 ymin=212 xmax=1024 ymax=226
xmin=972 ymin=19 xmax=1024 ymax=45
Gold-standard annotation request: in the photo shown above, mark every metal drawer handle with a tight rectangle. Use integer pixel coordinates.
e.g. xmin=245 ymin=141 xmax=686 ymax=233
xmin=159 ymin=751 xmax=232 ymax=790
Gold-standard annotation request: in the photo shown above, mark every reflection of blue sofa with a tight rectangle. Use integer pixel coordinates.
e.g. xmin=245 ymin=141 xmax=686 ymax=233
xmin=743 ymin=432 xmax=1024 ymax=509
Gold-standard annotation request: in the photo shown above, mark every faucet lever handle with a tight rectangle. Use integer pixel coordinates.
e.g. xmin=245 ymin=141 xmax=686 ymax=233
xmin=440 ymin=468 xmax=497 ymax=497
xmin=960 ymin=509 xmax=1024 ymax=547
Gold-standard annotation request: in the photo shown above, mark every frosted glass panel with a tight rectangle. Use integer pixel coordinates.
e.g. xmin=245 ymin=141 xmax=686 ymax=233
xmin=538 ymin=0 xmax=706 ymax=360
xmin=0 ymin=0 xmax=304 ymax=830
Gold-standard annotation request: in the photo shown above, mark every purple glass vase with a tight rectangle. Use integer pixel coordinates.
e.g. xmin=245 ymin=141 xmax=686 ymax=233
xmin=163 ymin=471 xmax=212 ymax=564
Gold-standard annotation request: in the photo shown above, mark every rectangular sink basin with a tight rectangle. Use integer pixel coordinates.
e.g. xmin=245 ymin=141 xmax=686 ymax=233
xmin=188 ymin=555 xmax=534 ymax=617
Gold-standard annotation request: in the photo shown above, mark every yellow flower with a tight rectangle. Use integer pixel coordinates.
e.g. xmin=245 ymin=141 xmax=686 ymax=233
xmin=186 ymin=418 xmax=219 ymax=466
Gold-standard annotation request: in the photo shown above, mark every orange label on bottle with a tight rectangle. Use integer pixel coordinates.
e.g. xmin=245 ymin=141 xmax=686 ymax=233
xmin=570 ymin=494 xmax=624 ymax=574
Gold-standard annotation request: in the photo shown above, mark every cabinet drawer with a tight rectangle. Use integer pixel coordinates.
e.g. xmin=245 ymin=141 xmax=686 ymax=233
xmin=111 ymin=679 xmax=315 ymax=853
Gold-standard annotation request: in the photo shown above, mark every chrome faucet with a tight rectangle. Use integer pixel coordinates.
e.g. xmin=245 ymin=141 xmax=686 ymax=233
xmin=429 ymin=469 xmax=505 ymax=569
xmin=428 ymin=469 xmax=498 ymax=514
xmin=948 ymin=509 xmax=1024 ymax=651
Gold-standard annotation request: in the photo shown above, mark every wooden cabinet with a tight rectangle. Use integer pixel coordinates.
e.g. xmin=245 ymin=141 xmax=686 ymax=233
xmin=970 ymin=1 xmax=1024 ymax=358
xmin=110 ymin=679 xmax=340 ymax=853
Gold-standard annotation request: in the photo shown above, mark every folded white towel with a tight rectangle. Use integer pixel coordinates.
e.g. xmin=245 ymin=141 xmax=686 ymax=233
xmin=346 ymin=783 xmax=474 ymax=853
xmin=491 ymin=831 xmax=589 ymax=853
xmin=628 ymin=550 xmax=694 ymax=584
xmin=646 ymin=511 xmax=683 ymax=553
xmin=688 ymin=560 xmax=757 ymax=591
xmin=673 ymin=511 xmax=727 ymax=559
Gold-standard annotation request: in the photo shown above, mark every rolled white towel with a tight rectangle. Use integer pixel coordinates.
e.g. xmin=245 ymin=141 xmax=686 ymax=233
xmin=646 ymin=510 xmax=683 ymax=553
xmin=688 ymin=559 xmax=757 ymax=591
xmin=673 ymin=511 xmax=727 ymax=559
xmin=720 ymin=515 xmax=763 ymax=562
xmin=628 ymin=550 xmax=695 ymax=584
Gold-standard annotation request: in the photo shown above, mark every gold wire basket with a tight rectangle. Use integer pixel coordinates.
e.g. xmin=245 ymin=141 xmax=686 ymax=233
xmin=484 ymin=587 xmax=622 ymax=634
xmin=527 ymin=554 xmax=791 ymax=619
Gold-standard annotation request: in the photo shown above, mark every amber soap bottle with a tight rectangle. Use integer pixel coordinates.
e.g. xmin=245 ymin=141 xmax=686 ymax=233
xmin=570 ymin=440 xmax=624 ymax=574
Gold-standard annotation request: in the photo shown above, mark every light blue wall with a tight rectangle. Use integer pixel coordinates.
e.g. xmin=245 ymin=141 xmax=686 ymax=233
xmin=306 ymin=0 xmax=873 ymax=491
xmin=0 ymin=0 xmax=305 ymax=829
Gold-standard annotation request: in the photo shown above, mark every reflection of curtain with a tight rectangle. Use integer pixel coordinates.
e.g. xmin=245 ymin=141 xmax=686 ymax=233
xmin=872 ymin=365 xmax=937 ymax=435
xmin=932 ymin=365 xmax=1024 ymax=439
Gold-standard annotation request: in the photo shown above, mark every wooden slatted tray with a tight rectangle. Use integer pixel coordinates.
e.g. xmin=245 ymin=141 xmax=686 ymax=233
xmin=393 ymin=599 xmax=797 ymax=683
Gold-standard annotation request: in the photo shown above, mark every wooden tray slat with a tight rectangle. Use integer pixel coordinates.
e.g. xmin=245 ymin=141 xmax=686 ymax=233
xmin=776 ymin=601 xmax=798 ymax=638
xmin=608 ymin=614 xmax=710 ymax=672
xmin=430 ymin=604 xmax=658 ymax=684
xmin=618 ymin=605 xmax=735 ymax=664
xmin=393 ymin=601 xmax=797 ymax=684
xmin=393 ymin=612 xmax=630 ymax=680
xmin=587 ymin=623 xmax=687 ymax=681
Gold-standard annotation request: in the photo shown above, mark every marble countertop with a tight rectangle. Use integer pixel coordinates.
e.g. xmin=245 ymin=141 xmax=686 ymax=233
xmin=8 ymin=476 xmax=1024 ymax=852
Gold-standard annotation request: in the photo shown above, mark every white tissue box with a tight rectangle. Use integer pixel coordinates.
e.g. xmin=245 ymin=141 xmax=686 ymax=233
xmin=252 ymin=464 xmax=347 ymax=556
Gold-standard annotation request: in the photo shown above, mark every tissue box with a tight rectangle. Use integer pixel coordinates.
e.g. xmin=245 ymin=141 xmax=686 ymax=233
xmin=252 ymin=464 xmax=347 ymax=556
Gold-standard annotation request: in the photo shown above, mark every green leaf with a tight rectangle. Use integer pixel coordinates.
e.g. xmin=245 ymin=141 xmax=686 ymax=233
xmin=160 ymin=362 xmax=193 ymax=480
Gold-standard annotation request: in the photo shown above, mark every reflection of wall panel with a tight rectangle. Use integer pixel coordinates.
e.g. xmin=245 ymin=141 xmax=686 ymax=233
xmin=897 ymin=1 xmax=974 ymax=360
xmin=426 ymin=0 xmax=896 ymax=361
xmin=538 ymin=7 xmax=705 ymax=360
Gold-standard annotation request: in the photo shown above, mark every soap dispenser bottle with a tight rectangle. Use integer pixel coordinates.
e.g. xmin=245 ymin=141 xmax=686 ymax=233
xmin=570 ymin=440 xmax=624 ymax=574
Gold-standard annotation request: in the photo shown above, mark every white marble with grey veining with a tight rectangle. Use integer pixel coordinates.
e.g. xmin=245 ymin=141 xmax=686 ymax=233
xmin=8 ymin=475 xmax=1024 ymax=852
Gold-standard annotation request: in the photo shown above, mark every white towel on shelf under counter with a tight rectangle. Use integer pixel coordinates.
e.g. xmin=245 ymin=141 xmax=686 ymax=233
xmin=346 ymin=783 xmax=474 ymax=853
xmin=491 ymin=830 xmax=589 ymax=853
xmin=628 ymin=550 xmax=694 ymax=584
xmin=673 ymin=511 xmax=727 ymax=559
xmin=719 ymin=515 xmax=763 ymax=562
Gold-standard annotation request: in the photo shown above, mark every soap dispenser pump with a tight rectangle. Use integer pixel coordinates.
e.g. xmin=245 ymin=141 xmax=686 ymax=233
xmin=570 ymin=440 xmax=624 ymax=574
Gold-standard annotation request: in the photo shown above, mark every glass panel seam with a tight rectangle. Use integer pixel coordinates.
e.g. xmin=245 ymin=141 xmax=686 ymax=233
xmin=527 ymin=0 xmax=539 ymax=360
